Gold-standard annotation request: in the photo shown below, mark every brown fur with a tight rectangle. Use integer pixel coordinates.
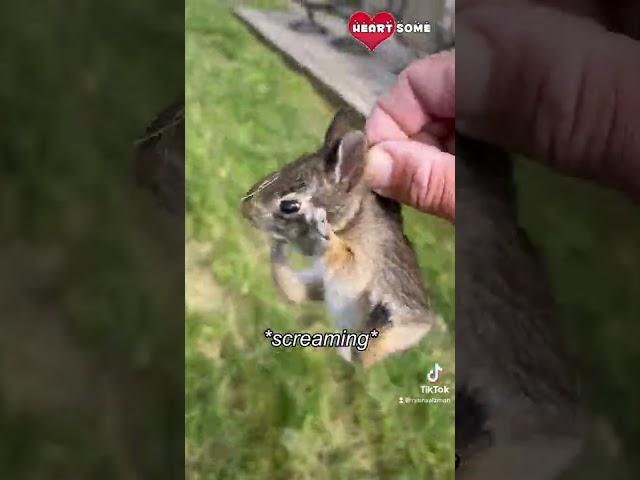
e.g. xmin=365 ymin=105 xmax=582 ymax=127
xmin=456 ymin=135 xmax=588 ymax=479
xmin=241 ymin=109 xmax=436 ymax=367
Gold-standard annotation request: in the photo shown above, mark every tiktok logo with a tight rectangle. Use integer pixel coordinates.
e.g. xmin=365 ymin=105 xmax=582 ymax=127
xmin=427 ymin=363 xmax=443 ymax=383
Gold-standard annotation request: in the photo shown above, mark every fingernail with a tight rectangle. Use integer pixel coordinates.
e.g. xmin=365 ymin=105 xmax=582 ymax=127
xmin=365 ymin=146 xmax=393 ymax=189
xmin=457 ymin=27 xmax=493 ymax=118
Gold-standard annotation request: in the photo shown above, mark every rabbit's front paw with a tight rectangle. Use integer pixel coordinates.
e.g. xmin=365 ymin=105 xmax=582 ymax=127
xmin=312 ymin=207 xmax=330 ymax=241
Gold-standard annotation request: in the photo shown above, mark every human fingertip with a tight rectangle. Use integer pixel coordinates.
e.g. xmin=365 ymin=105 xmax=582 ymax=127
xmin=365 ymin=146 xmax=394 ymax=189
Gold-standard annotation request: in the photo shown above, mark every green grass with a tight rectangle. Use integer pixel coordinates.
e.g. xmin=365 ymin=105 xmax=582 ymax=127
xmin=0 ymin=1 xmax=183 ymax=478
xmin=185 ymin=1 xmax=455 ymax=478
xmin=514 ymin=159 xmax=640 ymax=478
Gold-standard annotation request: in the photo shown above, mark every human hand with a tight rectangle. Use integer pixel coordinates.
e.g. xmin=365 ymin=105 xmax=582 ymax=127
xmin=364 ymin=51 xmax=455 ymax=223
xmin=457 ymin=0 xmax=640 ymax=199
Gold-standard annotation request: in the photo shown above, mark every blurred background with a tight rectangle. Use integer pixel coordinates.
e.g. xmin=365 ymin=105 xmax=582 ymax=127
xmin=185 ymin=0 xmax=455 ymax=478
xmin=3 ymin=0 xmax=638 ymax=479
xmin=0 ymin=1 xmax=183 ymax=478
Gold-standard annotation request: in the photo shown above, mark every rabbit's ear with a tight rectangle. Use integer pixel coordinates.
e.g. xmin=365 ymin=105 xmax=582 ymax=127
xmin=324 ymin=108 xmax=363 ymax=149
xmin=325 ymin=131 xmax=367 ymax=189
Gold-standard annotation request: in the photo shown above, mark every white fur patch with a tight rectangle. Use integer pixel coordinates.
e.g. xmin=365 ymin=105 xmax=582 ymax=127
xmin=324 ymin=280 xmax=363 ymax=331
xmin=317 ymin=260 xmax=365 ymax=333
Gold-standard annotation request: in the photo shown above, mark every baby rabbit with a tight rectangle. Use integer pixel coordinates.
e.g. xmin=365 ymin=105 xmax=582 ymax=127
xmin=456 ymin=135 xmax=589 ymax=479
xmin=240 ymin=109 xmax=436 ymax=367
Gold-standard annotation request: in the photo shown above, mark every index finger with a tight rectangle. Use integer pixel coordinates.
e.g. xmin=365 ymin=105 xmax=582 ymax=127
xmin=366 ymin=50 xmax=455 ymax=145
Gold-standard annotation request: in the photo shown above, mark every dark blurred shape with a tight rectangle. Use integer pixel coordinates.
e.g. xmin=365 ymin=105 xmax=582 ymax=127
xmin=0 ymin=1 xmax=184 ymax=478
xmin=455 ymin=386 xmax=490 ymax=468
xmin=600 ymin=0 xmax=640 ymax=39
xmin=457 ymin=1 xmax=640 ymax=478
xmin=135 ymin=100 xmax=185 ymax=215
xmin=456 ymin=135 xmax=586 ymax=479
xmin=290 ymin=0 xmax=332 ymax=34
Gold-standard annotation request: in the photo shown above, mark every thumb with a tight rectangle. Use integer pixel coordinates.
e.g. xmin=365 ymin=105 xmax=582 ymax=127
xmin=457 ymin=5 xmax=640 ymax=197
xmin=365 ymin=141 xmax=455 ymax=222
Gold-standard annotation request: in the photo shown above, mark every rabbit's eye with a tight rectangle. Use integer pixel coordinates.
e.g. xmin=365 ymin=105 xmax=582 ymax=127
xmin=279 ymin=199 xmax=300 ymax=214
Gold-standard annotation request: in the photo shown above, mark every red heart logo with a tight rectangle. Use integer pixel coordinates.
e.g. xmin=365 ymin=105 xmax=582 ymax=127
xmin=348 ymin=11 xmax=396 ymax=52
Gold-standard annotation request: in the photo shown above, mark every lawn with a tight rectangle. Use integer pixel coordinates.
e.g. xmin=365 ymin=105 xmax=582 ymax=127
xmin=185 ymin=0 xmax=455 ymax=479
xmin=1 ymin=1 xmax=183 ymax=478
xmin=514 ymin=158 xmax=640 ymax=479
